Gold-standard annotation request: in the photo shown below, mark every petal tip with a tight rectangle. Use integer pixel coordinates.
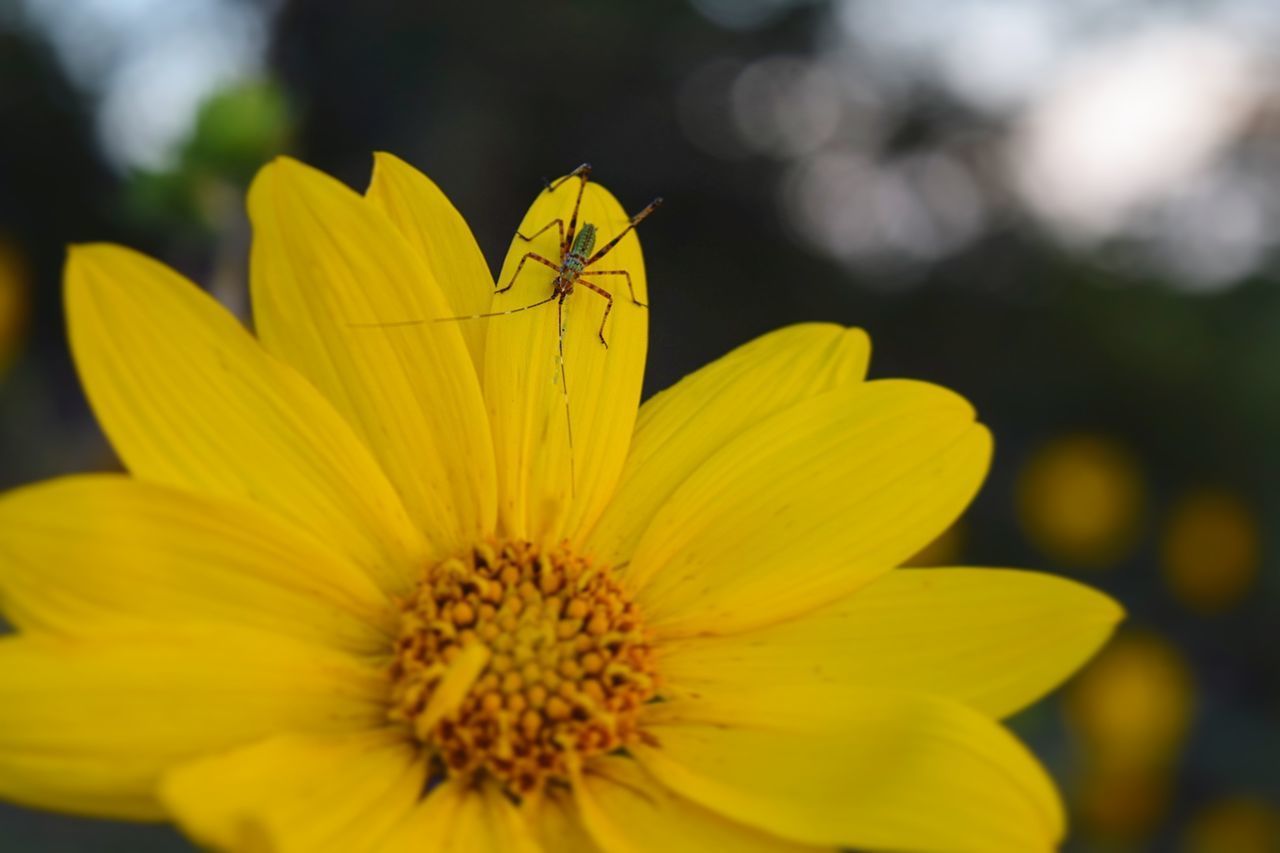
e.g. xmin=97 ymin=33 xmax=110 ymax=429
xmin=64 ymin=241 xmax=123 ymax=268
xmin=249 ymin=155 xmax=310 ymax=199
xmin=843 ymin=325 xmax=871 ymax=350
xmin=1087 ymin=586 xmax=1127 ymax=626
xmin=1038 ymin=570 xmax=1127 ymax=626
xmin=367 ymin=150 xmax=425 ymax=195
xmin=63 ymin=243 xmax=149 ymax=302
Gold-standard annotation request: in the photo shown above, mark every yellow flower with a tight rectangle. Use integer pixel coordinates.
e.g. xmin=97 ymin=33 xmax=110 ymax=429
xmin=1185 ymin=796 xmax=1280 ymax=853
xmin=1064 ymin=632 xmax=1193 ymax=838
xmin=0 ymin=154 xmax=1122 ymax=851
xmin=1161 ymin=489 xmax=1260 ymax=614
xmin=1065 ymin=631 xmax=1193 ymax=771
xmin=1016 ymin=434 xmax=1144 ymax=569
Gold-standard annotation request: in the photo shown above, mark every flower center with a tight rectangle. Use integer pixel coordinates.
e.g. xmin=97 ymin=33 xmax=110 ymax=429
xmin=388 ymin=540 xmax=659 ymax=795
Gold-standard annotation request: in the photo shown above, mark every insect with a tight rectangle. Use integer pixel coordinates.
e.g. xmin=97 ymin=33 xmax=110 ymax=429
xmin=482 ymin=164 xmax=660 ymax=493
xmin=441 ymin=162 xmax=660 ymax=347
xmin=355 ymin=165 xmax=661 ymax=496
xmin=505 ymin=163 xmax=660 ymax=347
xmin=355 ymin=163 xmax=659 ymax=345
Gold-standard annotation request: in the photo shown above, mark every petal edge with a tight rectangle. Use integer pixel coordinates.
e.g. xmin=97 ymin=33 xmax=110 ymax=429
xmin=660 ymin=567 xmax=1124 ymax=718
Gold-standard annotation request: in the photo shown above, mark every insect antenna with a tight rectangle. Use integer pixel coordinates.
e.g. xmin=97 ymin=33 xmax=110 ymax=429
xmin=430 ymin=294 xmax=560 ymax=324
xmin=345 ymin=294 xmax=560 ymax=329
xmin=555 ymin=295 xmax=576 ymax=498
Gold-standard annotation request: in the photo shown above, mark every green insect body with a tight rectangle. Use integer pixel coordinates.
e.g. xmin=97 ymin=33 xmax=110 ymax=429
xmin=558 ymin=223 xmax=596 ymax=290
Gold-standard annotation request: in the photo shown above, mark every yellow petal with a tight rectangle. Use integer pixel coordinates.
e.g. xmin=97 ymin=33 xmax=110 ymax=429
xmin=365 ymin=152 xmax=494 ymax=374
xmin=0 ymin=626 xmax=386 ymax=820
xmin=249 ymin=157 xmax=497 ymax=556
xmin=585 ymin=324 xmax=869 ymax=565
xmin=412 ymin=642 xmax=491 ymax=739
xmin=629 ymin=380 xmax=991 ymax=637
xmin=65 ymin=243 xmax=425 ymax=595
xmin=573 ymin=756 xmax=825 ymax=853
xmin=637 ymin=686 xmax=1064 ymax=851
xmin=161 ymin=730 xmax=424 ymax=853
xmin=0 ymin=474 xmax=394 ymax=653
xmin=524 ymin=786 xmax=601 ymax=853
xmin=660 ymin=567 xmax=1124 ymax=719
xmin=378 ymin=778 xmax=540 ymax=853
xmin=484 ymin=172 xmax=649 ymax=543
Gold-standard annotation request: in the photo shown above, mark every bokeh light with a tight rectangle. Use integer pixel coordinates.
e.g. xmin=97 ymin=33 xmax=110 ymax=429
xmin=1016 ymin=434 xmax=1145 ymax=570
xmin=1183 ymin=795 xmax=1280 ymax=853
xmin=696 ymin=0 xmax=1280 ymax=288
xmin=0 ymin=238 xmax=30 ymax=380
xmin=1009 ymin=27 xmax=1259 ymax=242
xmin=1161 ymin=489 xmax=1260 ymax=615
xmin=1065 ymin=632 xmax=1195 ymax=839
xmin=17 ymin=0 xmax=273 ymax=171
xmin=1066 ymin=631 xmax=1194 ymax=770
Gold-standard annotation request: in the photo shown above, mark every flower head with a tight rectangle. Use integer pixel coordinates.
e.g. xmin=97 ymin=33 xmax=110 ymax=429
xmin=0 ymin=154 xmax=1121 ymax=851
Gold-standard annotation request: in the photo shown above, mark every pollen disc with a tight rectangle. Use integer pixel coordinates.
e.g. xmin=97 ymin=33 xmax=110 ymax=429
xmin=389 ymin=540 xmax=659 ymax=795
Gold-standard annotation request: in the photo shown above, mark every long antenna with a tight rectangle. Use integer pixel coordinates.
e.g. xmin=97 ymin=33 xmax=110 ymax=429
xmin=556 ymin=297 xmax=576 ymax=499
xmin=346 ymin=294 xmax=559 ymax=328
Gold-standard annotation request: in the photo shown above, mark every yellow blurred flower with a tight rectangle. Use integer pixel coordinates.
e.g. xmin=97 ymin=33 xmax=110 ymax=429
xmin=0 ymin=237 xmax=30 ymax=378
xmin=1017 ymin=434 xmax=1144 ymax=569
xmin=1066 ymin=631 xmax=1194 ymax=769
xmin=1075 ymin=766 xmax=1172 ymax=841
xmin=1161 ymin=489 xmax=1260 ymax=614
xmin=0 ymin=155 xmax=1122 ymax=851
xmin=1065 ymin=631 xmax=1193 ymax=838
xmin=1184 ymin=796 xmax=1280 ymax=853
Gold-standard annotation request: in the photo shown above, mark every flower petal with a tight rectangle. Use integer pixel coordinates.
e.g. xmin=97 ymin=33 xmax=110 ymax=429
xmin=585 ymin=324 xmax=869 ymax=565
xmin=484 ymin=173 xmax=648 ymax=543
xmin=629 ymin=380 xmax=991 ymax=637
xmin=161 ymin=730 xmax=424 ymax=852
xmin=573 ymin=756 xmax=825 ymax=853
xmin=660 ymin=567 xmax=1124 ymax=719
xmin=248 ymin=157 xmax=497 ymax=555
xmin=637 ymin=687 xmax=1064 ymax=851
xmin=365 ymin=152 xmax=494 ymax=374
xmin=378 ymin=778 xmax=540 ymax=853
xmin=0 ymin=627 xmax=386 ymax=820
xmin=0 ymin=474 xmax=394 ymax=653
xmin=65 ymin=243 xmax=425 ymax=595
xmin=525 ymin=787 xmax=601 ymax=853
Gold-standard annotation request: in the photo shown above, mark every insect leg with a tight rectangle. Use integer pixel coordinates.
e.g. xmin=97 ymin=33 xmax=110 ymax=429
xmin=561 ymin=166 xmax=591 ymax=256
xmin=540 ymin=164 xmax=592 ymax=256
xmin=514 ymin=218 xmax=565 ymax=254
xmin=577 ymin=278 xmax=615 ymax=348
xmin=497 ymin=252 xmax=561 ymax=294
xmin=545 ymin=163 xmax=591 ymax=194
xmin=578 ymin=269 xmax=646 ymax=308
xmin=584 ymin=197 xmax=663 ymax=266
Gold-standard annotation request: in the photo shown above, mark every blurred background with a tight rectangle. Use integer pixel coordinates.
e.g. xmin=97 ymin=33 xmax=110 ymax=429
xmin=0 ymin=0 xmax=1277 ymax=849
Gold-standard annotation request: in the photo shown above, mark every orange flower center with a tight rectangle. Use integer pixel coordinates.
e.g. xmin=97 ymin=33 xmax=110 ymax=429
xmin=388 ymin=540 xmax=659 ymax=795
